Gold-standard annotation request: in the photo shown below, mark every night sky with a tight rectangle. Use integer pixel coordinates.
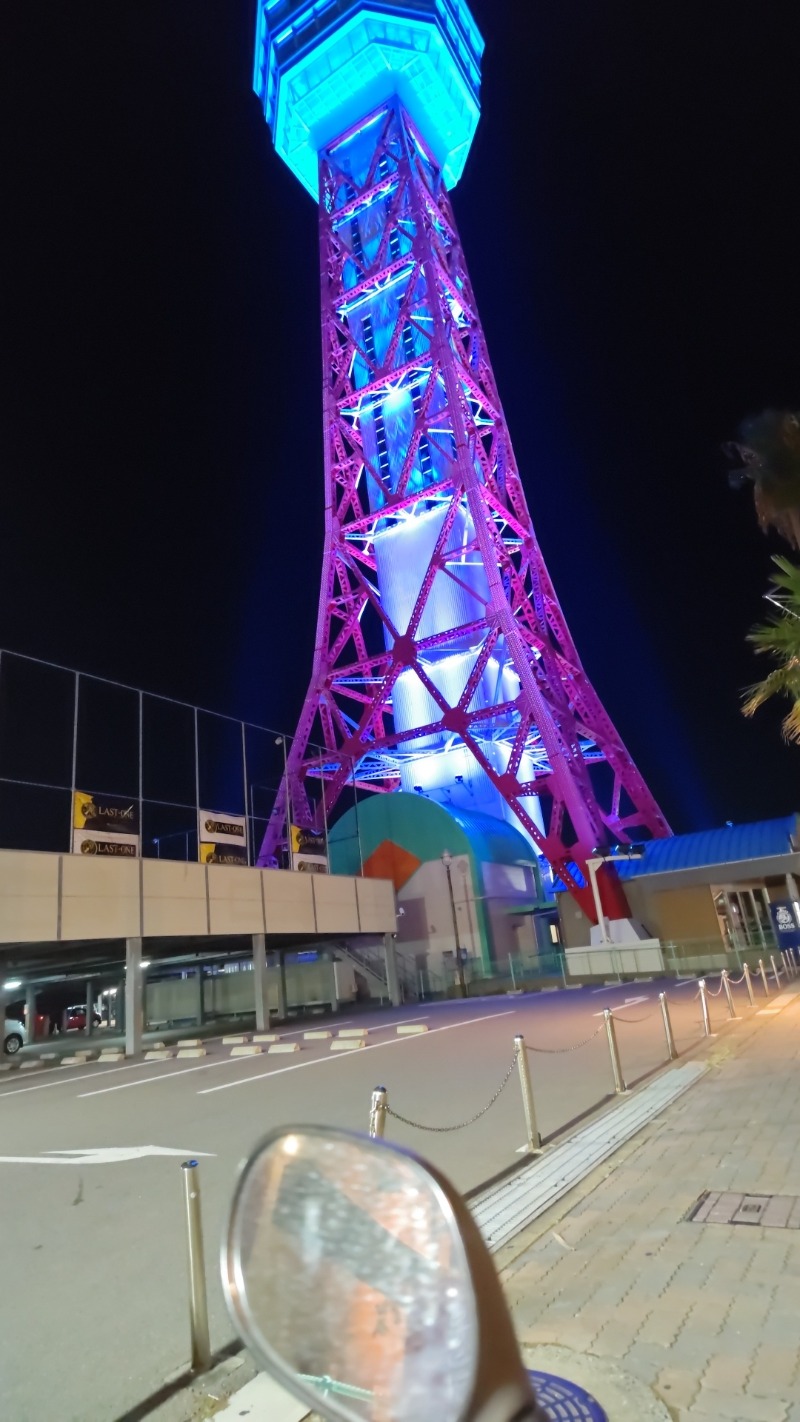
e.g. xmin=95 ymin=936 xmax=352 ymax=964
xmin=4 ymin=0 xmax=800 ymax=836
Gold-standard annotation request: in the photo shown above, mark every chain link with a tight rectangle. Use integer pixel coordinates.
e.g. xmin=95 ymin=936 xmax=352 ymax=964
xmin=704 ymin=979 xmax=725 ymax=997
xmin=727 ymin=971 xmax=746 ymax=985
xmin=611 ymin=1006 xmax=661 ymax=1024
xmin=525 ymin=1021 xmax=606 ymax=1053
xmin=384 ymin=1051 xmax=517 ymax=1133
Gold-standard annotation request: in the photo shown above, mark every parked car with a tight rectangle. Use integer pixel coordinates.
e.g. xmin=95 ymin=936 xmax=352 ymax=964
xmin=3 ymin=1017 xmax=27 ymax=1054
xmin=65 ymin=1005 xmax=102 ymax=1031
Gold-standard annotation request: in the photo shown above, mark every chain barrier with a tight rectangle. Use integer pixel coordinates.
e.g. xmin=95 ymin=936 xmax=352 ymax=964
xmin=705 ymin=979 xmax=725 ymax=998
xmin=384 ymin=1050 xmax=517 ymax=1133
xmin=611 ymin=1006 xmax=662 ymax=1025
xmin=727 ymin=971 xmax=746 ymax=985
xmin=525 ymin=1022 xmax=606 ymax=1053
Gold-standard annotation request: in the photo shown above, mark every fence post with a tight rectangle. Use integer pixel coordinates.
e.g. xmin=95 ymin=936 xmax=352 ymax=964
xmin=603 ymin=1010 xmax=626 ymax=1094
xmin=181 ymin=1161 xmax=211 ymax=1373
xmin=698 ymin=979 xmax=712 ymax=1037
xmin=721 ymin=969 xmax=737 ymax=1019
xmin=514 ymin=1035 xmax=541 ymax=1152
xmin=770 ymin=954 xmax=781 ymax=988
xmin=758 ymin=959 xmax=770 ymax=996
xmin=369 ymin=1086 xmax=388 ymax=1139
xmin=743 ymin=962 xmax=755 ymax=1006
xmin=659 ymin=992 xmax=677 ymax=1060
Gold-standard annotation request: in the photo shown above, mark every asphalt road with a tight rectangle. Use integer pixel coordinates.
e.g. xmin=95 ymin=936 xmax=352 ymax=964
xmin=0 ymin=973 xmax=758 ymax=1422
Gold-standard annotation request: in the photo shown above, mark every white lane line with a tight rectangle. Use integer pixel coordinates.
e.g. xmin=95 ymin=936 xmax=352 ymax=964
xmin=0 ymin=1059 xmax=167 ymax=1100
xmin=198 ymin=1010 xmax=515 ymax=1095
xmin=76 ymin=1012 xmax=431 ymax=1097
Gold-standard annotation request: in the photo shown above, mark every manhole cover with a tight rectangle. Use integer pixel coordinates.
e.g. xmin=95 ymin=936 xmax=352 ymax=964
xmin=528 ymin=1369 xmax=608 ymax=1420
xmin=688 ymin=1191 xmax=800 ymax=1228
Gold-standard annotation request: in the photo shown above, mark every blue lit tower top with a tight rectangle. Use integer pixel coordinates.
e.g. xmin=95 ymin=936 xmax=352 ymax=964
xmin=253 ymin=0 xmax=484 ymax=197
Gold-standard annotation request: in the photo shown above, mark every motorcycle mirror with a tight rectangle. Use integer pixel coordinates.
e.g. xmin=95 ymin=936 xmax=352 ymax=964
xmin=222 ymin=1126 xmax=544 ymax=1422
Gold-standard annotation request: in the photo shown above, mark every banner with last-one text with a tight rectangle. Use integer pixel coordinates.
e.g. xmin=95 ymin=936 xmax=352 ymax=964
xmin=198 ymin=811 xmax=248 ymax=866
xmin=72 ymin=791 xmax=140 ymax=857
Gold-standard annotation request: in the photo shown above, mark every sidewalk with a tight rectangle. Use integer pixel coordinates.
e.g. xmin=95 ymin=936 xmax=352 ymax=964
xmin=503 ymin=986 xmax=800 ymax=1420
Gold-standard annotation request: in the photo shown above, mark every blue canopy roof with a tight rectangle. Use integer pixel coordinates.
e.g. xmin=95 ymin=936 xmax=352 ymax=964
xmin=613 ymin=815 xmax=799 ymax=880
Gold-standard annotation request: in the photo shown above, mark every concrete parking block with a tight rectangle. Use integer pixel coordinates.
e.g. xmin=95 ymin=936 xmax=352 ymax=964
xmin=98 ymin=1053 xmax=124 ymax=1062
xmin=177 ymin=1047 xmax=206 ymax=1058
xmin=338 ymin=1027 xmax=368 ymax=1037
xmin=304 ymin=1030 xmax=332 ymax=1039
xmin=230 ymin=1045 xmax=263 ymax=1056
xmin=267 ymin=1043 xmax=300 ymax=1054
xmin=331 ymin=1039 xmax=365 ymax=1051
xmin=253 ymin=1034 xmax=281 ymax=1042
xmin=177 ymin=1038 xmax=202 ymax=1046
xmin=222 ymin=1035 xmax=250 ymax=1045
xmin=144 ymin=1050 xmax=175 ymax=1061
xmin=397 ymin=1024 xmax=428 ymax=1035
xmin=20 ymin=1060 xmax=44 ymax=1070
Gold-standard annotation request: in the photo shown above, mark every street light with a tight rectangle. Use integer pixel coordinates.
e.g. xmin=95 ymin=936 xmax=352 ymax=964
xmin=441 ymin=850 xmax=467 ymax=998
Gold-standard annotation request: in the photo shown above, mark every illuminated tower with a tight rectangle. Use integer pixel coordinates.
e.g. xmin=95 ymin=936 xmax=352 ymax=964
xmin=253 ymin=1 xmax=669 ymax=913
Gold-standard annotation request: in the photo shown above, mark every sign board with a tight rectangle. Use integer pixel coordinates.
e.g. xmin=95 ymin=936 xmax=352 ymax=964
xmin=291 ymin=824 xmax=328 ymax=874
xmin=72 ymin=791 xmax=139 ymax=857
xmin=770 ymin=900 xmax=800 ymax=951
xmin=198 ymin=811 xmax=248 ymax=866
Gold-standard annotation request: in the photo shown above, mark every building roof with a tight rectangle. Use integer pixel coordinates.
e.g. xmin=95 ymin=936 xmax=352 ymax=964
xmin=445 ymin=806 xmax=537 ymax=868
xmin=613 ymin=815 xmax=799 ymax=880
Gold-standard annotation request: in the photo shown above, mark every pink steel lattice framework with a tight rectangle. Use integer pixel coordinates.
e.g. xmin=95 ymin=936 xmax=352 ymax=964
xmin=258 ymin=99 xmax=668 ymax=913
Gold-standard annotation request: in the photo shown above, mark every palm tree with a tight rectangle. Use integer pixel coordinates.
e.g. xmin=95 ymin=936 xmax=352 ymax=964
xmin=726 ymin=409 xmax=800 ymax=550
xmin=743 ymin=555 xmax=800 ymax=742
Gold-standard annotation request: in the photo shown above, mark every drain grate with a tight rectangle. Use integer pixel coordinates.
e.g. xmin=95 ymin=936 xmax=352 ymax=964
xmin=689 ymin=1191 xmax=800 ymax=1228
xmin=528 ymin=1369 xmax=608 ymax=1420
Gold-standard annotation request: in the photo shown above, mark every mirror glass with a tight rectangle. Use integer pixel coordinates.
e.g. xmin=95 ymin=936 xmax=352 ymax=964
xmin=224 ymin=1127 xmax=478 ymax=1422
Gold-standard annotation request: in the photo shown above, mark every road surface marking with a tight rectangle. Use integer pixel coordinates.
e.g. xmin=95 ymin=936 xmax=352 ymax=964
xmin=197 ymin=1010 xmax=516 ymax=1095
xmin=592 ymin=996 xmax=648 ymax=1017
xmin=0 ymin=1145 xmax=214 ymax=1167
xmin=78 ymin=1011 xmax=503 ymax=1098
xmin=0 ymin=1058 xmax=168 ymax=1101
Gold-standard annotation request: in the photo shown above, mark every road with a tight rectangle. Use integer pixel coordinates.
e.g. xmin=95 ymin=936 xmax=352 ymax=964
xmin=0 ymin=973 xmax=757 ymax=1422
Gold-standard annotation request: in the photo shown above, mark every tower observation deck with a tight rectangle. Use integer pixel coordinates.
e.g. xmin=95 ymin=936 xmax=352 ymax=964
xmin=252 ymin=0 xmax=669 ymax=916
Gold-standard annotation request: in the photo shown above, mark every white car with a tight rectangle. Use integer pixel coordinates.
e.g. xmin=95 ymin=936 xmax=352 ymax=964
xmin=3 ymin=1018 xmax=27 ymax=1055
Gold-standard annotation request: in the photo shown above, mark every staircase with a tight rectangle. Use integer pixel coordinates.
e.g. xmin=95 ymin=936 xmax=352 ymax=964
xmin=333 ymin=942 xmax=419 ymax=1002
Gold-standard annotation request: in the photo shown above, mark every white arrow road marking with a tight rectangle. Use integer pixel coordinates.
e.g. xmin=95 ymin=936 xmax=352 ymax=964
xmin=0 ymin=1146 xmax=215 ymax=1166
xmin=592 ymin=996 xmax=648 ymax=1017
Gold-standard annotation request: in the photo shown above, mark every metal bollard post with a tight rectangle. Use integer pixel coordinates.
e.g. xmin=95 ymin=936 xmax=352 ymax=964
xmin=770 ymin=954 xmax=781 ymax=987
xmin=514 ymin=1035 xmax=541 ymax=1152
xmin=181 ymin=1161 xmax=211 ymax=1374
xmin=698 ymin=979 xmax=712 ymax=1037
xmin=369 ymin=1086 xmax=388 ymax=1138
xmin=759 ymin=959 xmax=770 ymax=996
xmin=659 ymin=992 xmax=677 ymax=1060
xmin=783 ymin=950 xmax=796 ymax=980
xmin=721 ymin=970 xmax=737 ymax=1019
xmin=603 ymin=1011 xmax=626 ymax=1094
xmin=743 ymin=962 xmax=755 ymax=1006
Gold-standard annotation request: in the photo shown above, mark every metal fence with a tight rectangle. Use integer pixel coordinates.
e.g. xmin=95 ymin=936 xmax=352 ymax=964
xmin=0 ymin=648 xmax=357 ymax=867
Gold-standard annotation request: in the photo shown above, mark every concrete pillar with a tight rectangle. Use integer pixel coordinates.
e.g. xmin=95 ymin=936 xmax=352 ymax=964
xmin=124 ymin=938 xmax=144 ymax=1057
xmin=25 ymin=985 xmax=37 ymax=1043
xmin=193 ymin=966 xmax=204 ymax=1027
xmin=383 ymin=934 xmax=402 ymax=1007
xmin=85 ymin=979 xmax=94 ymax=1037
xmin=252 ymin=934 xmax=270 ymax=1031
xmin=275 ymin=954 xmax=288 ymax=1021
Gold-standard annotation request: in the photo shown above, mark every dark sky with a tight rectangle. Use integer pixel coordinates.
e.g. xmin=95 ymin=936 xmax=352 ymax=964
xmin=4 ymin=0 xmax=800 ymax=835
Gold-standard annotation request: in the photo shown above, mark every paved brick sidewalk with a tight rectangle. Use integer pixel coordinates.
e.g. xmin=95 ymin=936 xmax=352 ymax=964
xmin=501 ymin=987 xmax=800 ymax=1421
